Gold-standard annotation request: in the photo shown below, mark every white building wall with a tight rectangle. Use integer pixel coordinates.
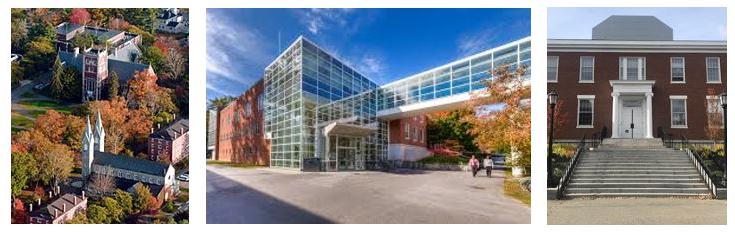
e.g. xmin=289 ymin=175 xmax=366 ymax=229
xmin=388 ymin=144 xmax=430 ymax=162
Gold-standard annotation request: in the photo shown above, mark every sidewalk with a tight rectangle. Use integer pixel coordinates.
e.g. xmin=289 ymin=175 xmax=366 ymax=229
xmin=548 ymin=198 xmax=726 ymax=225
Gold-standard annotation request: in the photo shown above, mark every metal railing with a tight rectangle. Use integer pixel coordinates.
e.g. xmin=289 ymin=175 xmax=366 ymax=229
xmin=556 ymin=134 xmax=587 ymax=199
xmin=658 ymin=128 xmax=722 ymax=198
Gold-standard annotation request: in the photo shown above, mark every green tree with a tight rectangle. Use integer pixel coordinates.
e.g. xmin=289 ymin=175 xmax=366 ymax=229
xmin=426 ymin=110 xmax=479 ymax=153
xmin=21 ymin=38 xmax=55 ymax=77
xmin=100 ymin=197 xmax=125 ymax=223
xmin=87 ymin=205 xmax=111 ymax=224
xmin=72 ymin=33 xmax=97 ymax=49
xmin=11 ymin=61 xmax=24 ymax=89
xmin=11 ymin=152 xmax=34 ymax=199
xmin=27 ymin=22 xmax=55 ymax=41
xmin=67 ymin=212 xmax=89 ymax=224
xmin=140 ymin=46 xmax=164 ymax=72
xmin=108 ymin=71 xmax=120 ymax=98
xmin=61 ymin=67 xmax=82 ymax=101
xmin=11 ymin=18 xmax=28 ymax=53
xmin=50 ymin=55 xmax=65 ymax=99
xmin=132 ymin=184 xmax=156 ymax=213
xmin=35 ymin=142 xmax=74 ymax=188
xmin=208 ymin=96 xmax=236 ymax=111
xmin=114 ymin=189 xmax=134 ymax=215
xmin=122 ymin=8 xmax=158 ymax=33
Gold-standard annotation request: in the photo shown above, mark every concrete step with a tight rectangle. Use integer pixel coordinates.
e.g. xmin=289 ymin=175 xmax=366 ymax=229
xmin=565 ymin=187 xmax=710 ymax=194
xmin=567 ymin=182 xmax=707 ymax=188
xmin=576 ymin=166 xmax=694 ymax=170
xmin=570 ymin=178 xmax=703 ymax=184
xmin=565 ymin=192 xmax=710 ymax=198
xmin=572 ymin=174 xmax=702 ymax=179
xmin=575 ymin=163 xmax=694 ymax=167
xmin=574 ymin=169 xmax=699 ymax=175
xmin=579 ymin=159 xmax=690 ymax=163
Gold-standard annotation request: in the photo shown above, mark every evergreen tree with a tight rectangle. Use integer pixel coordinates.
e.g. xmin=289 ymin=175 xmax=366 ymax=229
xmin=50 ymin=55 xmax=65 ymax=99
xmin=108 ymin=71 xmax=120 ymax=98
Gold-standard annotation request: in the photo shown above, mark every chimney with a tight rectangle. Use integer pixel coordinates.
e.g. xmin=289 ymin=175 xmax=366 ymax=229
xmin=74 ymin=47 xmax=80 ymax=57
xmin=82 ymin=191 xmax=86 ymax=200
xmin=158 ymin=123 xmax=161 ymax=129
xmin=54 ymin=209 xmax=58 ymax=218
xmin=180 ymin=127 xmax=184 ymax=135
xmin=37 ymin=198 xmax=41 ymax=206
xmin=48 ymin=191 xmax=52 ymax=198
xmin=29 ymin=203 xmax=33 ymax=212
xmin=74 ymin=196 xmax=77 ymax=205
xmin=151 ymin=128 xmax=154 ymax=134
xmin=173 ymin=113 xmax=176 ymax=121
xmin=63 ymin=203 xmax=66 ymax=212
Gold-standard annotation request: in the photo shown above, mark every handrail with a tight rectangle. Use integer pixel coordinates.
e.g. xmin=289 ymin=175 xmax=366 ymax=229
xmin=556 ymin=134 xmax=587 ymax=199
xmin=678 ymin=135 xmax=720 ymax=198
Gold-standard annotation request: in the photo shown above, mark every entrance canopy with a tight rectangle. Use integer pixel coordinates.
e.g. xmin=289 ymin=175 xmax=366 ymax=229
xmin=323 ymin=122 xmax=377 ymax=137
xmin=609 ymin=80 xmax=655 ymax=139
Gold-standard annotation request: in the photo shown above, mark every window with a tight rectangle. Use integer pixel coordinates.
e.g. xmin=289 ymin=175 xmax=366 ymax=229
xmin=706 ymin=57 xmax=721 ymax=83
xmin=670 ymin=96 xmax=688 ymax=128
xmin=258 ymin=93 xmax=264 ymax=110
xmin=404 ymin=124 xmax=410 ymax=140
xmin=619 ymin=57 xmax=646 ymax=80
xmin=547 ymin=56 xmax=558 ymax=82
xmin=706 ymin=96 xmax=724 ymax=129
xmin=670 ymin=57 xmax=685 ymax=83
xmin=577 ymin=95 xmax=594 ymax=128
xmin=579 ymin=56 xmax=594 ymax=82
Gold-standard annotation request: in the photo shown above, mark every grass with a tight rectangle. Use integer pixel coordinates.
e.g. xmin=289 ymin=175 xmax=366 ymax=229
xmin=503 ymin=171 xmax=531 ymax=206
xmin=417 ymin=154 xmax=468 ymax=165
xmin=206 ymin=160 xmax=263 ymax=168
xmin=11 ymin=112 xmax=34 ymax=131
xmin=20 ymin=91 xmax=38 ymax=99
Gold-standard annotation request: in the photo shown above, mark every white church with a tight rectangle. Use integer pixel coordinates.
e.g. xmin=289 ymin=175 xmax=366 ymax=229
xmin=82 ymin=112 xmax=177 ymax=200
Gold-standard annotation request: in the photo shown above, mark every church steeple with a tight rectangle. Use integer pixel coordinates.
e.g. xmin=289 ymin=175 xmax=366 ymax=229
xmin=94 ymin=111 xmax=105 ymax=152
xmin=81 ymin=115 xmax=95 ymax=178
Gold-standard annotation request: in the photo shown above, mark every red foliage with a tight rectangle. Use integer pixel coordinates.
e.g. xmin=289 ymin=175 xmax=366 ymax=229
xmin=69 ymin=8 xmax=91 ymax=25
xmin=11 ymin=199 xmax=27 ymax=224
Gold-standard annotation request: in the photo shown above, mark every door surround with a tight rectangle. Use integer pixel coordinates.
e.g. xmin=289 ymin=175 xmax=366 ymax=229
xmin=610 ymin=80 xmax=655 ymax=139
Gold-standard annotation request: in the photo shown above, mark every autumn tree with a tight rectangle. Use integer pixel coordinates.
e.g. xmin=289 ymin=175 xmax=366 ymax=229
xmin=127 ymin=71 xmax=178 ymax=124
xmin=108 ymin=71 xmax=120 ymax=98
xmin=426 ymin=110 xmax=478 ymax=152
xmin=69 ymin=8 xmax=91 ymax=25
xmin=51 ymin=55 xmax=65 ymax=99
xmin=11 ymin=17 xmax=28 ymax=53
xmin=87 ymin=204 xmax=111 ymax=224
xmin=89 ymin=170 xmax=116 ymax=196
xmin=462 ymin=65 xmax=530 ymax=176
xmin=87 ymin=97 xmax=153 ymax=154
xmin=208 ymin=96 xmax=236 ymax=111
xmin=141 ymin=46 xmax=165 ymax=72
xmin=100 ymin=197 xmax=126 ymax=223
xmin=114 ymin=189 xmax=134 ymax=215
xmin=108 ymin=18 xmax=131 ymax=31
xmin=132 ymin=184 xmax=158 ymax=214
xmin=37 ymin=141 xmax=75 ymax=188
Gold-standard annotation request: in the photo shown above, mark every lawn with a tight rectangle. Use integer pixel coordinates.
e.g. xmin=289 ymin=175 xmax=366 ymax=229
xmin=11 ymin=112 xmax=34 ymax=132
xmin=503 ymin=171 xmax=531 ymax=206
xmin=20 ymin=91 xmax=38 ymax=99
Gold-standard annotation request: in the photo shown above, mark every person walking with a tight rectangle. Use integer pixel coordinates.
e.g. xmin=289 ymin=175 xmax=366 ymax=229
xmin=469 ymin=155 xmax=480 ymax=177
xmin=484 ymin=155 xmax=494 ymax=178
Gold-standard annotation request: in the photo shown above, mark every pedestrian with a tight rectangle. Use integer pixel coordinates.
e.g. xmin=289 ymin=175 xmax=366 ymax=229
xmin=484 ymin=155 xmax=494 ymax=178
xmin=469 ymin=155 xmax=480 ymax=177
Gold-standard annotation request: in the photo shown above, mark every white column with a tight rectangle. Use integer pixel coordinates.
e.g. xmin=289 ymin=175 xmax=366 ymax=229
xmin=611 ymin=92 xmax=620 ymax=138
xmin=645 ymin=92 xmax=654 ymax=138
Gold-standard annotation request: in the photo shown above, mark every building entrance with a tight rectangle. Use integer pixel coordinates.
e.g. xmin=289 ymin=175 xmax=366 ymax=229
xmin=620 ymin=99 xmax=645 ymax=139
xmin=326 ymin=135 xmax=365 ymax=171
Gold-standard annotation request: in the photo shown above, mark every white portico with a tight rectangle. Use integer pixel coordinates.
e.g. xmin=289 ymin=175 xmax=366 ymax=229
xmin=610 ymin=80 xmax=655 ymax=139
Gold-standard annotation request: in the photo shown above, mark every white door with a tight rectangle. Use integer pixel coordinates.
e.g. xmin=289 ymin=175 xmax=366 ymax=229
xmin=620 ymin=100 xmax=645 ymax=138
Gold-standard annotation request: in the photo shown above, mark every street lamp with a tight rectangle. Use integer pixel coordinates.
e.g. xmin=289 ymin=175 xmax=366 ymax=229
xmin=720 ymin=92 xmax=726 ymax=157
xmin=548 ymin=91 xmax=559 ymax=187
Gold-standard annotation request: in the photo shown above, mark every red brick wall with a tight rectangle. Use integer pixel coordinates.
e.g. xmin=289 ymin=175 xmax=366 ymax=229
xmin=389 ymin=115 xmax=428 ymax=147
xmin=548 ymin=52 xmax=726 ymax=140
xmin=148 ymin=138 xmax=172 ymax=162
xmin=215 ymin=80 xmax=270 ymax=165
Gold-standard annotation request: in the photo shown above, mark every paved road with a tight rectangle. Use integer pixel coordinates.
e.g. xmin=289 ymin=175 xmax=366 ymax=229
xmin=206 ymin=166 xmax=530 ymax=224
xmin=548 ymin=198 xmax=726 ymax=225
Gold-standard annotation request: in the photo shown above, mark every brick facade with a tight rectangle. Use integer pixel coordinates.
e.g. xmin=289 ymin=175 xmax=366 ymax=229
xmin=215 ymin=80 xmax=270 ymax=165
xmin=549 ymin=51 xmax=726 ymax=140
xmin=388 ymin=115 xmax=428 ymax=147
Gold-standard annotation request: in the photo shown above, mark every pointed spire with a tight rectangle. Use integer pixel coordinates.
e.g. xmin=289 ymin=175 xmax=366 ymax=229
xmin=95 ymin=111 xmax=105 ymax=136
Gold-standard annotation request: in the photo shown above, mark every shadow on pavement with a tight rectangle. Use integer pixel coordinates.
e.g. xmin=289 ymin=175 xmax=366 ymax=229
xmin=206 ymin=170 xmax=332 ymax=224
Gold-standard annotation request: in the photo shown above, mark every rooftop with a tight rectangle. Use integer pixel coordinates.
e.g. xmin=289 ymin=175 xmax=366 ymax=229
xmin=592 ymin=15 xmax=673 ymax=41
xmin=151 ymin=119 xmax=189 ymax=141
xmin=94 ymin=152 xmax=171 ymax=176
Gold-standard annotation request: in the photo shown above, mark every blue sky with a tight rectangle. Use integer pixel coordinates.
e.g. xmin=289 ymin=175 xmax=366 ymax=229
xmin=207 ymin=8 xmax=530 ymax=99
xmin=548 ymin=8 xmax=726 ymax=40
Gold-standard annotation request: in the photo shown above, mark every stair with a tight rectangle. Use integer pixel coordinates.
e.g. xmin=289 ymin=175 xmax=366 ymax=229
xmin=564 ymin=138 xmax=711 ymax=198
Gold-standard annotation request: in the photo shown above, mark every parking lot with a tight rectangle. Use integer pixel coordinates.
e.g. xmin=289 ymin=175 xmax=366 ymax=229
xmin=206 ymin=165 xmax=530 ymax=224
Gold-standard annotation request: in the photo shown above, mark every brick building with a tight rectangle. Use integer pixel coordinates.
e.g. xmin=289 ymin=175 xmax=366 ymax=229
xmin=149 ymin=119 xmax=190 ymax=164
xmin=548 ymin=16 xmax=726 ymax=141
xmin=215 ymin=79 xmax=270 ymax=165
xmin=28 ymin=193 xmax=87 ymax=224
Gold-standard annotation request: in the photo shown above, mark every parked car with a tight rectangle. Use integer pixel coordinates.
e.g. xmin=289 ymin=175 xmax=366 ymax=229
xmin=177 ymin=173 xmax=189 ymax=182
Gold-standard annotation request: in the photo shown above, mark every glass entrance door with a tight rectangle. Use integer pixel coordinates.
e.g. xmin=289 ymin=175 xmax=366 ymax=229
xmin=325 ymin=135 xmax=365 ymax=171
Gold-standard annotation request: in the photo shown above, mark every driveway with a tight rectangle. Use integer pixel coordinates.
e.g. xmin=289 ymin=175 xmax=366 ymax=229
xmin=548 ymin=198 xmax=726 ymax=225
xmin=206 ymin=166 xmax=530 ymax=224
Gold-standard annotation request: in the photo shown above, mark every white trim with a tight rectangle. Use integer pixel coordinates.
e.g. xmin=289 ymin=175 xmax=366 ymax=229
xmin=669 ymin=96 xmax=688 ymax=128
xmin=577 ymin=96 xmax=595 ymax=128
xmin=705 ymin=57 xmax=722 ymax=84
xmin=548 ymin=39 xmax=726 ymax=53
xmin=547 ymin=56 xmax=559 ymax=83
xmin=579 ymin=56 xmax=595 ymax=83
xmin=619 ymin=57 xmax=646 ymax=81
xmin=670 ymin=57 xmax=686 ymax=84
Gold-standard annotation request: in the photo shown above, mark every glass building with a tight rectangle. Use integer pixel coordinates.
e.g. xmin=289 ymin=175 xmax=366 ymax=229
xmin=264 ymin=36 xmax=530 ymax=171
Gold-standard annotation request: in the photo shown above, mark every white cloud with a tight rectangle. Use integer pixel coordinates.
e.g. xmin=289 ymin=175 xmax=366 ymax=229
xmin=297 ymin=9 xmax=355 ymax=35
xmin=457 ymin=27 xmax=501 ymax=58
xmin=206 ymin=12 xmax=269 ymax=88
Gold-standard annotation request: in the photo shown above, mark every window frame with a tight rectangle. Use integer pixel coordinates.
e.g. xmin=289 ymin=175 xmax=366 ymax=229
xmin=547 ymin=56 xmax=559 ymax=83
xmin=670 ymin=57 xmax=686 ymax=84
xmin=705 ymin=57 xmax=722 ymax=84
xmin=576 ymin=95 xmax=595 ymax=129
xmin=619 ymin=57 xmax=646 ymax=81
xmin=670 ymin=95 xmax=688 ymax=129
xmin=579 ymin=56 xmax=595 ymax=83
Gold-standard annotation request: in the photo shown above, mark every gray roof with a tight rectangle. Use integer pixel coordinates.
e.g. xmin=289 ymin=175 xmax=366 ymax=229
xmin=151 ymin=119 xmax=189 ymax=140
xmin=55 ymin=23 xmax=85 ymax=36
xmin=592 ymin=15 xmax=673 ymax=41
xmin=31 ymin=193 xmax=86 ymax=220
xmin=94 ymin=152 xmax=171 ymax=176
xmin=58 ymin=50 xmax=151 ymax=81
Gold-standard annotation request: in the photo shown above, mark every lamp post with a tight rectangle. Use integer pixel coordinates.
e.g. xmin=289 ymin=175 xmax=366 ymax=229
xmin=720 ymin=92 xmax=727 ymax=157
xmin=548 ymin=91 xmax=558 ymax=186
